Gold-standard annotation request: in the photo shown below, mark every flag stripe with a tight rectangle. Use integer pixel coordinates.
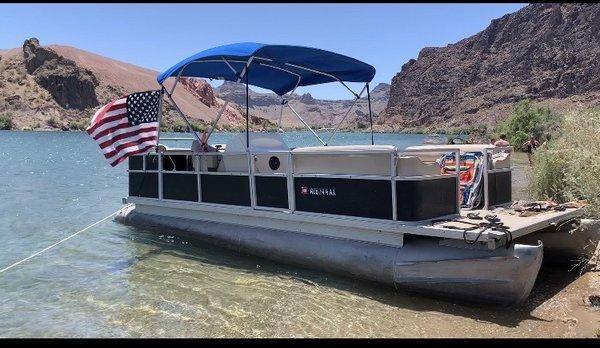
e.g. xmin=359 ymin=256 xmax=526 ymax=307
xmin=86 ymin=112 xmax=128 ymax=136
xmin=103 ymin=135 xmax=158 ymax=160
xmin=101 ymin=131 xmax=158 ymax=155
xmin=92 ymin=119 xmax=131 ymax=140
xmin=110 ymin=144 xmax=156 ymax=167
xmin=88 ymin=114 xmax=128 ymax=138
xmin=87 ymin=98 xmax=126 ymax=130
xmin=97 ymin=123 xmax=158 ymax=148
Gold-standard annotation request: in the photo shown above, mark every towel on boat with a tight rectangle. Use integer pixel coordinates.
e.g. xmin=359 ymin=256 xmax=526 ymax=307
xmin=439 ymin=152 xmax=484 ymax=209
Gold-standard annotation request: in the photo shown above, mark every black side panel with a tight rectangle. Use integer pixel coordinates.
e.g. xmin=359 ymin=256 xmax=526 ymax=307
xmin=201 ymin=175 xmax=250 ymax=206
xmin=255 ymin=176 xmax=288 ymax=209
xmin=128 ymin=156 xmax=143 ymax=170
xmin=396 ymin=177 xmax=457 ymax=221
xmin=294 ymin=177 xmax=392 ymax=220
xmin=488 ymin=171 xmax=512 ymax=206
xmin=163 ymin=173 xmax=198 ymax=202
xmin=146 ymin=155 xmax=159 ymax=170
xmin=163 ymin=155 xmax=193 ymax=171
xmin=129 ymin=172 xmax=158 ymax=198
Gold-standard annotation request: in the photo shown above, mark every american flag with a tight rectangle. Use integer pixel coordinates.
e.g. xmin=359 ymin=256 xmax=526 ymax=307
xmin=87 ymin=90 xmax=161 ymax=167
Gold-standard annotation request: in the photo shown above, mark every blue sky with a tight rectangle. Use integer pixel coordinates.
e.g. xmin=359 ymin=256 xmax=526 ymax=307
xmin=0 ymin=3 xmax=525 ymax=99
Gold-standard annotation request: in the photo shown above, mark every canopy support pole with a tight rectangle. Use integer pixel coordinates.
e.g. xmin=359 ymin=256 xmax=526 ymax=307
xmin=277 ymin=101 xmax=285 ymax=131
xmin=284 ymin=62 xmax=360 ymax=97
xmin=366 ymin=83 xmax=374 ymax=145
xmin=203 ymin=56 xmax=253 ymax=145
xmin=277 ymin=76 xmax=302 ymax=130
xmin=162 ymin=88 xmax=202 ymax=143
xmin=325 ymin=84 xmax=367 ymax=145
xmin=204 ymin=101 xmax=229 ymax=142
xmin=287 ymin=104 xmax=326 ymax=145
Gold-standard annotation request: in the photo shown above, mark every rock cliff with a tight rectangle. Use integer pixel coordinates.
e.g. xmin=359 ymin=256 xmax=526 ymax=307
xmin=0 ymin=38 xmax=260 ymax=131
xmin=382 ymin=3 xmax=600 ymax=129
xmin=22 ymin=38 xmax=99 ymax=109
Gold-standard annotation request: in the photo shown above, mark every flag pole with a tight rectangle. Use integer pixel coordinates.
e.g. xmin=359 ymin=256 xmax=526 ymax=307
xmin=366 ymin=83 xmax=374 ymax=145
xmin=157 ymin=86 xmax=165 ymax=151
xmin=246 ymin=63 xmax=250 ymax=150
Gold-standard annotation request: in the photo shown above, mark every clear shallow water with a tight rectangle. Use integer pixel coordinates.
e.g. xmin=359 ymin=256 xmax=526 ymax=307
xmin=0 ymin=131 xmax=551 ymax=338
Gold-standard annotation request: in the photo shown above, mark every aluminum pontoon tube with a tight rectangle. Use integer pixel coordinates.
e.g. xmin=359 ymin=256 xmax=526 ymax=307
xmin=115 ymin=205 xmax=543 ymax=306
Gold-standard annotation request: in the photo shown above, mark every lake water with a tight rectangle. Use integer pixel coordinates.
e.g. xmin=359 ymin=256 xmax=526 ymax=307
xmin=0 ymin=131 xmax=562 ymax=337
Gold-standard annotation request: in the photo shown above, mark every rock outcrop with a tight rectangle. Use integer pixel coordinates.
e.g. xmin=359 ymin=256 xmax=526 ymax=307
xmin=299 ymin=93 xmax=316 ymax=104
xmin=22 ymin=38 xmax=99 ymax=109
xmin=382 ymin=3 xmax=600 ymax=128
xmin=0 ymin=39 xmax=259 ymax=131
xmin=180 ymin=77 xmax=217 ymax=107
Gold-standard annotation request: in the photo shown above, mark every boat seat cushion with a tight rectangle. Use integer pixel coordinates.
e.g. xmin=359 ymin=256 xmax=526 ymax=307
xmin=292 ymin=145 xmax=396 ymax=176
xmin=292 ymin=145 xmax=397 ymax=154
xmin=396 ymin=156 xmax=440 ymax=177
xmin=492 ymin=152 xmax=510 ymax=169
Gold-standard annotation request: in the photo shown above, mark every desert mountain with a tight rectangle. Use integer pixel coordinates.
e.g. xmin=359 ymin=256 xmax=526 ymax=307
xmin=215 ymin=81 xmax=389 ymax=130
xmin=0 ymin=38 xmax=388 ymax=132
xmin=381 ymin=3 xmax=600 ymax=130
xmin=0 ymin=38 xmax=269 ymax=131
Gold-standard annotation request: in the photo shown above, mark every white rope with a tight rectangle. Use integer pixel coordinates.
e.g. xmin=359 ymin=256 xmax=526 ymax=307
xmin=0 ymin=206 xmax=126 ymax=274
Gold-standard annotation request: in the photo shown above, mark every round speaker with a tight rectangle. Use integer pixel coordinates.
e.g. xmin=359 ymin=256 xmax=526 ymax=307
xmin=268 ymin=156 xmax=281 ymax=171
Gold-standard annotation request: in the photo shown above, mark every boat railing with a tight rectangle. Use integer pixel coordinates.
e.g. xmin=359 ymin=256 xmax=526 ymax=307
xmin=128 ymin=146 xmax=463 ymax=223
xmin=396 ymin=148 xmax=461 ymax=216
xmin=483 ymin=146 xmax=514 ymax=209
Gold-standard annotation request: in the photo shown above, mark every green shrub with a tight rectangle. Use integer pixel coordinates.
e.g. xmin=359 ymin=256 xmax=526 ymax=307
xmin=46 ymin=116 xmax=63 ymax=129
xmin=67 ymin=119 xmax=88 ymax=131
xmin=189 ymin=120 xmax=207 ymax=133
xmin=498 ymin=100 xmax=563 ymax=151
xmin=530 ymin=108 xmax=600 ymax=218
xmin=0 ymin=114 xmax=13 ymax=130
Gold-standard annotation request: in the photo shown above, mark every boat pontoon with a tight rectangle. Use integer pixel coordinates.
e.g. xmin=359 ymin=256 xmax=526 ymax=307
xmin=116 ymin=43 xmax=598 ymax=306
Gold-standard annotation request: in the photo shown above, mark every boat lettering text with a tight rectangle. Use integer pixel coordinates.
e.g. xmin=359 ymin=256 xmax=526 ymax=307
xmin=300 ymin=186 xmax=337 ymax=197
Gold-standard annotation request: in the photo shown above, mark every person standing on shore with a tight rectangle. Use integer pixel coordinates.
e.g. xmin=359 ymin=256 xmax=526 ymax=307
xmin=540 ymin=134 xmax=551 ymax=149
xmin=522 ymin=135 xmax=541 ymax=166
xmin=493 ymin=134 xmax=510 ymax=147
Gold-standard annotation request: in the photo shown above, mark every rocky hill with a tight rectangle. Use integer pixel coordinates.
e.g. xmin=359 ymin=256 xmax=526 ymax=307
xmin=0 ymin=38 xmax=270 ymax=131
xmin=215 ymin=81 xmax=389 ymax=130
xmin=381 ymin=3 xmax=600 ymax=130
xmin=0 ymin=38 xmax=388 ymax=132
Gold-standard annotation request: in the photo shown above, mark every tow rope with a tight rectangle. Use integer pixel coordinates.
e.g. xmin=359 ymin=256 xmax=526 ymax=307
xmin=431 ymin=214 xmax=513 ymax=248
xmin=0 ymin=206 xmax=127 ymax=274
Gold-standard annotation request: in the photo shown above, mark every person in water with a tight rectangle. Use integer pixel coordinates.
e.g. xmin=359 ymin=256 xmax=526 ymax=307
xmin=493 ymin=134 xmax=510 ymax=147
xmin=522 ymin=135 xmax=541 ymax=165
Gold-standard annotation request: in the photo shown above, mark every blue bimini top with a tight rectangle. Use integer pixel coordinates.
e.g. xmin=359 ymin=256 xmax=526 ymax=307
xmin=157 ymin=43 xmax=376 ymax=96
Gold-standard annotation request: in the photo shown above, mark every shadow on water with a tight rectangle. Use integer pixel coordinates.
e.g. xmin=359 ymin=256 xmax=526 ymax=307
xmin=114 ymin=223 xmax=584 ymax=329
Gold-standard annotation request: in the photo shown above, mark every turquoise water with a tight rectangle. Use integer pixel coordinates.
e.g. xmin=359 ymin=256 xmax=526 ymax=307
xmin=2 ymin=130 xmax=517 ymax=338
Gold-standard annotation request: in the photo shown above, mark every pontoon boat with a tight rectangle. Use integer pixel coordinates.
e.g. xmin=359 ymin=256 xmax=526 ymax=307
xmin=116 ymin=43 xmax=598 ymax=306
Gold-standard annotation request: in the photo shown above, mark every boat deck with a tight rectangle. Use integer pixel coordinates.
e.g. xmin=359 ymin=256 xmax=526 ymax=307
xmin=422 ymin=207 xmax=582 ymax=248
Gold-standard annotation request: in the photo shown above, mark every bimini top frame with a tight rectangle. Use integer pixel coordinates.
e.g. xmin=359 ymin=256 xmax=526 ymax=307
xmin=156 ymin=42 xmax=377 ymax=147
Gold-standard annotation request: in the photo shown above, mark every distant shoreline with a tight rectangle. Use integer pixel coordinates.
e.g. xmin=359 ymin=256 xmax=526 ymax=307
xmin=0 ymin=129 xmax=428 ymax=135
